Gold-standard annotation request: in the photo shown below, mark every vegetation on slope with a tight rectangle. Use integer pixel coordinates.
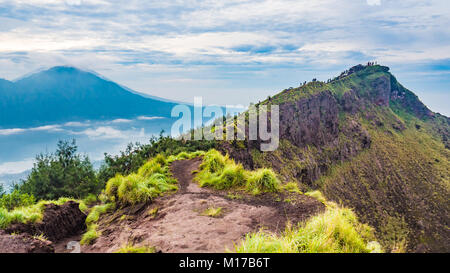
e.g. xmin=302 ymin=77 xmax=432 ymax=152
xmin=0 ymin=197 xmax=85 ymax=229
xmin=98 ymin=133 xmax=216 ymax=183
xmin=104 ymin=154 xmax=178 ymax=206
xmin=81 ymin=202 xmax=115 ymax=245
xmin=195 ymin=149 xmax=280 ymax=194
xmin=321 ymin=117 xmax=449 ymax=251
xmin=235 ymin=203 xmax=382 ymax=253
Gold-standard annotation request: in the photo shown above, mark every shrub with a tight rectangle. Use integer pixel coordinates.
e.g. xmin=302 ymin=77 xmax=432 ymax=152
xmin=83 ymin=194 xmax=98 ymax=206
xmin=0 ymin=190 xmax=36 ymax=210
xmin=18 ymin=140 xmax=102 ymax=200
xmin=246 ymin=169 xmax=280 ymax=194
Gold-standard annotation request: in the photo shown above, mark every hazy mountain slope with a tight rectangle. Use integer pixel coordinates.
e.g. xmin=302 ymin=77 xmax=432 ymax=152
xmin=219 ymin=64 xmax=450 ymax=252
xmin=0 ymin=67 xmax=179 ymax=128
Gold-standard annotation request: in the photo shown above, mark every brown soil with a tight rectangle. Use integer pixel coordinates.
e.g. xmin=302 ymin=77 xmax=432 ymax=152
xmin=0 ymin=230 xmax=54 ymax=253
xmin=82 ymin=158 xmax=324 ymax=253
xmin=6 ymin=201 xmax=86 ymax=242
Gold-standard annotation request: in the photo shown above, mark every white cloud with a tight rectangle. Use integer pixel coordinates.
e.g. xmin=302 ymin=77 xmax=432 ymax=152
xmin=0 ymin=128 xmax=27 ymax=136
xmin=0 ymin=158 xmax=34 ymax=175
xmin=75 ymin=126 xmax=145 ymax=140
xmin=367 ymin=0 xmax=381 ymax=6
xmin=110 ymin=118 xmax=133 ymax=124
xmin=0 ymin=125 xmax=62 ymax=135
xmin=0 ymin=0 xmax=448 ymax=113
xmin=137 ymin=116 xmax=165 ymax=121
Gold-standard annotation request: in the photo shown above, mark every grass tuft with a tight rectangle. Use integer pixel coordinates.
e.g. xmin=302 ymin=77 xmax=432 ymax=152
xmin=195 ymin=149 xmax=281 ymax=195
xmin=114 ymin=243 xmax=156 ymax=253
xmin=235 ymin=206 xmax=382 ymax=253
xmin=0 ymin=197 xmax=79 ymax=229
xmin=201 ymin=207 xmax=223 ymax=217
xmin=105 ymin=154 xmax=177 ymax=206
xmin=246 ymin=169 xmax=280 ymax=194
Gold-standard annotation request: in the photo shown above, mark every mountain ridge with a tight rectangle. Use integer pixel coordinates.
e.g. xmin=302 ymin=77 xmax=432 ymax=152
xmin=0 ymin=66 xmax=180 ymax=129
xmin=216 ymin=63 xmax=449 ymax=252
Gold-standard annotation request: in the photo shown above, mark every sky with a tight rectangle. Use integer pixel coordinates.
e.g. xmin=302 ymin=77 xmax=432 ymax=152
xmin=0 ymin=0 xmax=449 ymax=115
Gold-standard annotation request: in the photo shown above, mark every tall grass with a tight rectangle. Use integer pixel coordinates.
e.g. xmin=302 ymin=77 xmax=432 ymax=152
xmin=0 ymin=197 xmax=83 ymax=229
xmin=166 ymin=151 xmax=206 ymax=163
xmin=234 ymin=206 xmax=382 ymax=253
xmin=195 ymin=149 xmax=280 ymax=194
xmin=105 ymin=154 xmax=177 ymax=206
xmin=114 ymin=244 xmax=156 ymax=253
xmin=81 ymin=203 xmax=116 ymax=245
xmin=246 ymin=169 xmax=280 ymax=194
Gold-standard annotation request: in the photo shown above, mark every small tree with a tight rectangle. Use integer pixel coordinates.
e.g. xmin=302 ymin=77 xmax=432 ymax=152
xmin=19 ymin=140 xmax=101 ymax=200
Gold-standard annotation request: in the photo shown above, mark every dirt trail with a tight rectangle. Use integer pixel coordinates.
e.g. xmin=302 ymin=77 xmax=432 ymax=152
xmin=82 ymin=158 xmax=324 ymax=253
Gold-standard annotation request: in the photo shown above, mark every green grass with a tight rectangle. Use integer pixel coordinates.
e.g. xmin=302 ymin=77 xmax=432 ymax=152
xmin=114 ymin=244 xmax=156 ymax=253
xmin=0 ymin=197 xmax=82 ymax=229
xmin=305 ymin=191 xmax=326 ymax=204
xmin=105 ymin=154 xmax=178 ymax=206
xmin=82 ymin=194 xmax=98 ymax=206
xmin=246 ymin=169 xmax=280 ymax=195
xmin=201 ymin=207 xmax=223 ymax=217
xmin=85 ymin=203 xmax=116 ymax=225
xmin=81 ymin=203 xmax=116 ymax=245
xmin=282 ymin=182 xmax=302 ymax=194
xmin=81 ymin=223 xmax=100 ymax=245
xmin=166 ymin=151 xmax=206 ymax=163
xmin=195 ymin=149 xmax=281 ymax=195
xmin=234 ymin=206 xmax=382 ymax=253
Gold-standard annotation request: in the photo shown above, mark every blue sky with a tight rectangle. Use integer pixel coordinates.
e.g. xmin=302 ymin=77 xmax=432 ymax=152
xmin=0 ymin=0 xmax=449 ymax=115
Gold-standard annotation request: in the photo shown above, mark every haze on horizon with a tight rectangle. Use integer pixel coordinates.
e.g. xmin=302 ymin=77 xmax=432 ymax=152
xmin=0 ymin=0 xmax=449 ymax=116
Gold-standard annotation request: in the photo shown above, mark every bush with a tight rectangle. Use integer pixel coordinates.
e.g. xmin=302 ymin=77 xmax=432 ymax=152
xmin=18 ymin=140 xmax=102 ymax=200
xmin=83 ymin=194 xmax=98 ymax=206
xmin=0 ymin=190 xmax=36 ymax=210
xmin=246 ymin=169 xmax=280 ymax=194
xmin=98 ymin=133 xmax=216 ymax=184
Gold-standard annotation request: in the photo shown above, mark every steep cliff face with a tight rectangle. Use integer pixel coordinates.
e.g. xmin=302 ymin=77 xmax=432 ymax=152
xmin=220 ymin=64 xmax=449 ymax=252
